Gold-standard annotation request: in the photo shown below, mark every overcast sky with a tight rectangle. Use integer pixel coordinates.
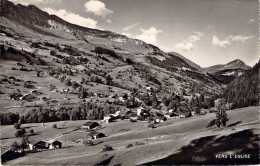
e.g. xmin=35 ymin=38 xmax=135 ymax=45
xmin=10 ymin=0 xmax=259 ymax=67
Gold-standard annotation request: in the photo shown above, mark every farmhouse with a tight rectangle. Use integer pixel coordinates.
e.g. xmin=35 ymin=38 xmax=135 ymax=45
xmin=88 ymin=132 xmax=105 ymax=140
xmin=9 ymin=93 xmax=23 ymax=101
xmin=164 ymin=112 xmax=178 ymax=119
xmin=154 ymin=113 xmax=166 ymax=123
xmin=103 ymin=116 xmax=116 ymax=123
xmin=130 ymin=117 xmax=138 ymax=122
xmin=179 ymin=111 xmax=191 ymax=118
xmin=82 ymin=121 xmax=100 ymax=130
xmin=29 ymin=140 xmax=49 ymax=150
xmin=146 ymin=86 xmax=153 ymax=91
xmin=137 ymin=106 xmax=145 ymax=116
xmin=46 ymin=140 xmax=62 ymax=149
xmin=20 ymin=94 xmax=35 ymax=101
xmin=1 ymin=148 xmax=19 ymax=163
xmin=41 ymin=97 xmax=48 ymax=101
xmin=31 ymin=90 xmax=42 ymax=95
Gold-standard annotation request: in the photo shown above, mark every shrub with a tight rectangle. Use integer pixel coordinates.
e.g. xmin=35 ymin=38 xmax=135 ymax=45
xmin=14 ymin=123 xmax=20 ymax=129
xmin=126 ymin=144 xmax=133 ymax=148
xmin=11 ymin=141 xmax=20 ymax=151
xmin=194 ymin=107 xmax=201 ymax=115
xmin=53 ymin=124 xmax=57 ymax=129
xmin=135 ymin=141 xmax=145 ymax=146
xmin=125 ymin=58 xmax=134 ymax=64
xmin=29 ymin=129 xmax=34 ymax=134
xmin=83 ymin=140 xmax=94 ymax=146
xmin=207 ymin=119 xmax=216 ymax=128
xmin=102 ymin=145 xmax=113 ymax=152
xmin=15 ymin=129 xmax=26 ymax=137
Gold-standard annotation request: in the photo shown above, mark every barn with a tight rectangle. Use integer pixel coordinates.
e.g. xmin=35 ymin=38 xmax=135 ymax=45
xmin=47 ymin=140 xmax=62 ymax=149
xmin=82 ymin=121 xmax=100 ymax=130
xmin=88 ymin=132 xmax=105 ymax=140
xmin=29 ymin=140 xmax=49 ymax=150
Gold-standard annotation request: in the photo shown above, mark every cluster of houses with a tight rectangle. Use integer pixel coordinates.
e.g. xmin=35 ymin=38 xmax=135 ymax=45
xmin=81 ymin=121 xmax=106 ymax=140
xmin=1 ymin=139 xmax=62 ymax=163
xmin=28 ymin=139 xmax=62 ymax=151
xmin=99 ymin=104 xmax=192 ymax=126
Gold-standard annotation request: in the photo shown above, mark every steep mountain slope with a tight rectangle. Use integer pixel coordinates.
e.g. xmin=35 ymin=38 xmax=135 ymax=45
xmin=1 ymin=0 xmax=163 ymax=56
xmin=0 ymin=0 xmax=223 ymax=117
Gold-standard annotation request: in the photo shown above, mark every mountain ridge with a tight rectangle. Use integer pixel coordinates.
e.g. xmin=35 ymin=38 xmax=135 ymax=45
xmin=204 ymin=59 xmax=250 ymax=73
xmin=1 ymin=0 xmax=250 ymax=74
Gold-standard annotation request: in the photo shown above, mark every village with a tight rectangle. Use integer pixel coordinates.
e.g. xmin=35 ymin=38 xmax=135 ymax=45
xmin=1 ymin=88 xmax=198 ymax=163
xmin=1 ymin=75 xmax=203 ymax=164
xmin=1 ymin=0 xmax=259 ymax=164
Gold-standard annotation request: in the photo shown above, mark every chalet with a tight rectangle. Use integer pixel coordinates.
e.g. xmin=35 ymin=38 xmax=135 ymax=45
xmin=103 ymin=115 xmax=116 ymax=123
xmin=9 ymin=93 xmax=23 ymax=101
xmin=154 ymin=113 xmax=166 ymax=123
xmin=1 ymin=148 xmax=19 ymax=163
xmin=146 ymin=86 xmax=153 ymax=91
xmin=0 ymin=78 xmax=9 ymax=83
xmin=64 ymin=97 xmax=70 ymax=100
xmin=109 ymin=94 xmax=117 ymax=98
xmin=82 ymin=121 xmax=100 ymax=130
xmin=8 ymin=76 xmax=16 ymax=81
xmin=46 ymin=140 xmax=62 ymax=149
xmin=110 ymin=111 xmax=120 ymax=118
xmin=137 ymin=106 xmax=145 ymax=116
xmin=104 ymin=116 xmax=112 ymax=123
xmin=41 ymin=97 xmax=48 ymax=101
xmin=130 ymin=117 xmax=138 ymax=122
xmin=164 ymin=112 xmax=178 ymax=119
xmin=31 ymin=90 xmax=42 ymax=95
xmin=88 ymin=132 xmax=105 ymax=140
xmin=50 ymin=99 xmax=59 ymax=103
xmin=29 ymin=141 xmax=49 ymax=151
xmin=124 ymin=110 xmax=136 ymax=119
xmin=179 ymin=111 xmax=191 ymax=118
xmin=168 ymin=109 xmax=174 ymax=113
xmin=119 ymin=93 xmax=128 ymax=101
xmin=20 ymin=94 xmax=35 ymax=101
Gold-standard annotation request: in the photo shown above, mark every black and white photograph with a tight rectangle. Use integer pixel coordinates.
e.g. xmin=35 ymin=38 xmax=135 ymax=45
xmin=0 ymin=0 xmax=259 ymax=165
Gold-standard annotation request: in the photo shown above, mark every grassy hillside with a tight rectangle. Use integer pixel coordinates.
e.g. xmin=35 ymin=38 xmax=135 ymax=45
xmin=2 ymin=106 xmax=259 ymax=165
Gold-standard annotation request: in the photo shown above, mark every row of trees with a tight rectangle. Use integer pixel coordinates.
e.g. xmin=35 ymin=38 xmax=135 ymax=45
xmin=21 ymin=101 xmax=119 ymax=124
xmin=189 ymin=95 xmax=215 ymax=109
xmin=133 ymin=64 xmax=162 ymax=85
xmin=0 ymin=112 xmax=19 ymax=125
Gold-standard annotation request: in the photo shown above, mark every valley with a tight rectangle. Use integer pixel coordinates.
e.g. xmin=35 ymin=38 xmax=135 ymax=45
xmin=0 ymin=0 xmax=259 ymax=165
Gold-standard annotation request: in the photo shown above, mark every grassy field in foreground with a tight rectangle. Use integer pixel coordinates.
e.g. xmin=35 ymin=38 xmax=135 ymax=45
xmin=2 ymin=106 xmax=259 ymax=165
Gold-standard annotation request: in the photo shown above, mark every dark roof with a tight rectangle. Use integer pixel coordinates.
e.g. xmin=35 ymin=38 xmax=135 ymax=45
xmin=83 ymin=121 xmax=99 ymax=126
xmin=154 ymin=115 xmax=164 ymax=120
xmin=89 ymin=132 xmax=105 ymax=137
xmin=46 ymin=139 xmax=62 ymax=144
xmin=29 ymin=140 xmax=47 ymax=145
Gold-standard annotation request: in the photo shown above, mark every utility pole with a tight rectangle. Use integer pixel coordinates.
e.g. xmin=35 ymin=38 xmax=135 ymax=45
xmin=65 ymin=134 xmax=66 ymax=147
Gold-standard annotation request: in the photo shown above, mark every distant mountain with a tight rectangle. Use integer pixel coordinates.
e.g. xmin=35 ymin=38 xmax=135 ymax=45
xmin=204 ymin=59 xmax=250 ymax=73
xmin=204 ymin=59 xmax=251 ymax=84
